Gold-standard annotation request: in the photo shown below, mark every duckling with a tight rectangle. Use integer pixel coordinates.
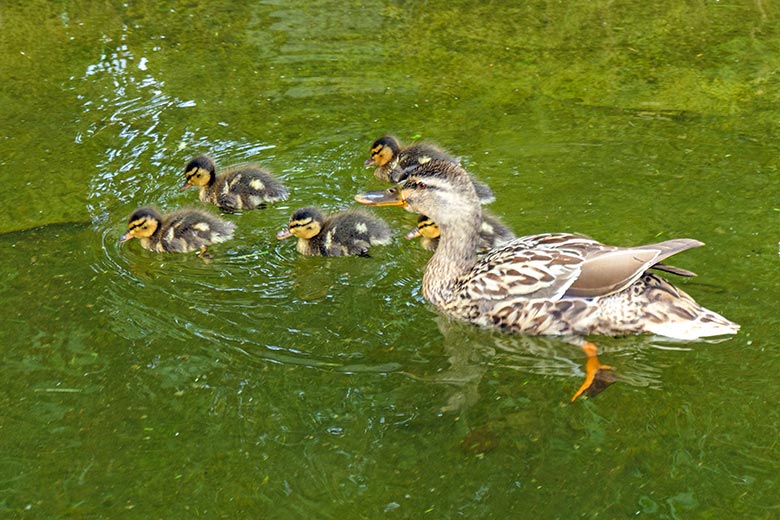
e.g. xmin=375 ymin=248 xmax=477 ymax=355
xmin=365 ymin=135 xmax=495 ymax=204
xmin=182 ymin=155 xmax=289 ymax=211
xmin=365 ymin=135 xmax=456 ymax=183
xmin=120 ymin=207 xmax=235 ymax=254
xmin=276 ymin=206 xmax=392 ymax=257
xmin=406 ymin=212 xmax=516 ymax=253
xmin=356 ymin=160 xmax=739 ymax=400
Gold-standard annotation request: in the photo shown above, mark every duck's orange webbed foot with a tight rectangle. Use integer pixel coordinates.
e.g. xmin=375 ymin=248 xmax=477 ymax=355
xmin=570 ymin=341 xmax=617 ymax=402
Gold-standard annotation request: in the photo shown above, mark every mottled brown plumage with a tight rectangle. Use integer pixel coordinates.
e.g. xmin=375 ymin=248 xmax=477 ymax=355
xmin=182 ymin=155 xmax=288 ymax=211
xmin=276 ymin=206 xmax=392 ymax=257
xmin=120 ymin=207 xmax=235 ymax=254
xmin=356 ymin=160 xmax=739 ymax=340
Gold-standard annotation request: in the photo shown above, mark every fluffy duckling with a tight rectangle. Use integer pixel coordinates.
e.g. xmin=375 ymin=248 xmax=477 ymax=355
xmin=406 ymin=212 xmax=516 ymax=253
xmin=182 ymin=155 xmax=289 ymax=211
xmin=365 ymin=135 xmax=456 ymax=183
xmin=276 ymin=206 xmax=392 ymax=257
xmin=365 ymin=135 xmax=495 ymax=204
xmin=120 ymin=207 xmax=235 ymax=254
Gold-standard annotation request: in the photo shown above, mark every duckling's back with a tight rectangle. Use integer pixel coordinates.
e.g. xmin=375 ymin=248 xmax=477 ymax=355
xmin=159 ymin=209 xmax=236 ymax=253
xmin=320 ymin=209 xmax=392 ymax=256
xmin=208 ymin=166 xmax=289 ymax=210
xmin=476 ymin=213 xmax=516 ymax=253
xmin=389 ymin=143 xmax=457 ymax=183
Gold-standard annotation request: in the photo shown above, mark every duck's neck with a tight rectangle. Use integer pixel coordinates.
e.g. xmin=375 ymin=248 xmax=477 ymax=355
xmin=422 ymin=207 xmax=481 ymax=308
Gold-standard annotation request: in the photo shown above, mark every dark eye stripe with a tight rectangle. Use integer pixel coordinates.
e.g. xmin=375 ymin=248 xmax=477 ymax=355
xmin=406 ymin=180 xmax=434 ymax=190
xmin=289 ymin=219 xmax=312 ymax=229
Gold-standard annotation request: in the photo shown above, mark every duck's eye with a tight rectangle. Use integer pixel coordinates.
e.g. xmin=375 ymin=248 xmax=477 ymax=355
xmin=418 ymin=182 xmax=428 ymax=189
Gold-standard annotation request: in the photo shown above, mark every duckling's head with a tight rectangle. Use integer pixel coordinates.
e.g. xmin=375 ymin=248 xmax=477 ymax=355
xmin=356 ymin=160 xmax=480 ymax=227
xmin=182 ymin=155 xmax=216 ymax=190
xmin=406 ymin=215 xmax=440 ymax=241
xmin=364 ymin=135 xmax=401 ymax=167
xmin=276 ymin=207 xmax=325 ymax=241
xmin=120 ymin=207 xmax=162 ymax=243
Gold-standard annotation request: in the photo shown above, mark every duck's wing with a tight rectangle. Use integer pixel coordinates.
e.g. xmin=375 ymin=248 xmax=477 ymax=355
xmin=462 ymin=233 xmax=594 ymax=301
xmin=462 ymin=235 xmax=703 ymax=302
xmin=651 ymin=263 xmax=697 ymax=277
xmin=565 ymin=238 xmax=704 ymax=298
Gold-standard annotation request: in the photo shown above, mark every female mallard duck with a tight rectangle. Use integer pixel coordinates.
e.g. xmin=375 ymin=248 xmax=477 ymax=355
xmin=365 ymin=135 xmax=495 ymax=204
xmin=356 ymin=160 xmax=739 ymax=399
xmin=120 ymin=207 xmax=235 ymax=254
xmin=276 ymin=206 xmax=392 ymax=257
xmin=406 ymin=212 xmax=516 ymax=253
xmin=182 ymin=155 xmax=289 ymax=211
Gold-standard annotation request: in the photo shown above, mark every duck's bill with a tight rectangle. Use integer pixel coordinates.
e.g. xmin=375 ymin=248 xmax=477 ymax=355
xmin=354 ymin=190 xmax=406 ymax=207
xmin=363 ymin=158 xmax=376 ymax=166
xmin=179 ymin=181 xmax=192 ymax=191
xmin=119 ymin=232 xmax=132 ymax=243
xmin=276 ymin=228 xmax=292 ymax=240
xmin=405 ymin=228 xmax=421 ymax=240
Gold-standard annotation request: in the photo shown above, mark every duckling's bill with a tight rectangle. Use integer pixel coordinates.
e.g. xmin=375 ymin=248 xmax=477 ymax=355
xmin=276 ymin=227 xmax=292 ymax=240
xmin=354 ymin=189 xmax=406 ymax=207
xmin=405 ymin=228 xmax=421 ymax=240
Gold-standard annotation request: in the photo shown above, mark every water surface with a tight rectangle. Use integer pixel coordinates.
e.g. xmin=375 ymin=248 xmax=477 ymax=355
xmin=2 ymin=1 xmax=779 ymax=518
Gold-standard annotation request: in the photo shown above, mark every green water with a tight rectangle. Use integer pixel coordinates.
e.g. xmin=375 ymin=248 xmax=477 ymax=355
xmin=2 ymin=1 xmax=779 ymax=517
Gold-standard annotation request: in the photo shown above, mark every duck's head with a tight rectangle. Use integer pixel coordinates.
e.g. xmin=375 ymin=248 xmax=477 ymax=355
xmin=182 ymin=155 xmax=216 ymax=190
xmin=364 ymin=135 xmax=401 ymax=167
xmin=120 ymin=207 xmax=161 ymax=243
xmin=276 ymin=207 xmax=325 ymax=240
xmin=356 ymin=160 xmax=480 ymax=227
xmin=405 ymin=215 xmax=440 ymax=241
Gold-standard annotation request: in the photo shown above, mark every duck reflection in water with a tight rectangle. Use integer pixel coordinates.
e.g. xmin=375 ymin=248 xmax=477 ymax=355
xmin=405 ymin=316 xmax=710 ymax=417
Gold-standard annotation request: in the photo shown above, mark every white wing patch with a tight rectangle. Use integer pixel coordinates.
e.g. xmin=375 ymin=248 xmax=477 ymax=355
xmin=355 ymin=222 xmax=368 ymax=234
xmin=324 ymin=229 xmax=335 ymax=251
xmin=250 ymin=178 xmax=265 ymax=191
xmin=228 ymin=174 xmax=242 ymax=189
xmin=193 ymin=222 xmax=210 ymax=232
